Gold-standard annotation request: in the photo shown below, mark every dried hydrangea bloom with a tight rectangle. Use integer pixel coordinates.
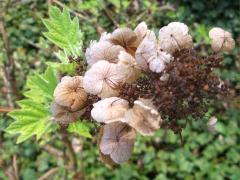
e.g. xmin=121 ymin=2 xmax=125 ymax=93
xmin=99 ymin=122 xmax=136 ymax=164
xmin=51 ymin=102 xmax=85 ymax=125
xmin=136 ymin=32 xmax=173 ymax=73
xmin=148 ymin=51 xmax=173 ymax=73
xmin=109 ymin=28 xmax=138 ymax=55
xmin=134 ymin=21 xmax=150 ymax=44
xmin=135 ymin=31 xmax=158 ymax=70
xmin=117 ymin=51 xmax=141 ymax=83
xmin=99 ymin=32 xmax=112 ymax=42
xmin=85 ymin=41 xmax=125 ymax=66
xmin=209 ymin=27 xmax=235 ymax=53
xmin=83 ymin=60 xmax=125 ymax=98
xmin=91 ymin=97 xmax=129 ymax=123
xmin=124 ymin=98 xmax=162 ymax=136
xmin=159 ymin=22 xmax=193 ymax=54
xmin=54 ymin=76 xmax=88 ymax=111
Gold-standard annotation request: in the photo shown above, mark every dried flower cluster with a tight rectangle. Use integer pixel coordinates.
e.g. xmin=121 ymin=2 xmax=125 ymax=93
xmin=51 ymin=22 xmax=235 ymax=165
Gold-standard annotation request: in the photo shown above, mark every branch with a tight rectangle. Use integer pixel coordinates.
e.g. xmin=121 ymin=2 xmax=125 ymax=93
xmin=0 ymin=12 xmax=20 ymax=104
xmin=38 ymin=167 xmax=58 ymax=180
xmin=43 ymin=144 xmax=64 ymax=157
xmin=0 ymin=107 xmax=13 ymax=113
xmin=60 ymin=127 xmax=77 ymax=171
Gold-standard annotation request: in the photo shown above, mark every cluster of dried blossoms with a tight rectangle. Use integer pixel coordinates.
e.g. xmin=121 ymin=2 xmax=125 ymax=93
xmin=51 ymin=22 xmax=235 ymax=165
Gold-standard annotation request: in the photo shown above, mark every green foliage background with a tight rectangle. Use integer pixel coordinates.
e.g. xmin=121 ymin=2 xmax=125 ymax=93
xmin=0 ymin=0 xmax=239 ymax=179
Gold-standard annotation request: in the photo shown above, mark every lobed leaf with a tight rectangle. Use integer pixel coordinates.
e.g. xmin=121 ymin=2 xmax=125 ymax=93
xmin=67 ymin=121 xmax=92 ymax=138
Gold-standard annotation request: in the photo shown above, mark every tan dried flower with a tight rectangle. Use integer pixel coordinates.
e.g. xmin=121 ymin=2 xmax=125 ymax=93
xmin=109 ymin=28 xmax=138 ymax=55
xmin=99 ymin=122 xmax=136 ymax=164
xmin=85 ymin=41 xmax=125 ymax=66
xmin=117 ymin=51 xmax=141 ymax=83
xmin=124 ymin=98 xmax=162 ymax=136
xmin=54 ymin=76 xmax=88 ymax=111
xmin=83 ymin=60 xmax=125 ymax=98
xmin=91 ymin=97 xmax=129 ymax=123
xmin=51 ymin=102 xmax=85 ymax=125
xmin=134 ymin=21 xmax=150 ymax=44
xmin=159 ymin=22 xmax=193 ymax=54
xmin=136 ymin=31 xmax=173 ymax=73
xmin=209 ymin=27 xmax=235 ymax=53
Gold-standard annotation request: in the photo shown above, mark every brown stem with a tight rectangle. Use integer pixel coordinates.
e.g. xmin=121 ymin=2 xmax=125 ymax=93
xmin=0 ymin=13 xmax=20 ymax=104
xmin=60 ymin=126 xmax=77 ymax=171
xmin=38 ymin=167 xmax=58 ymax=180
xmin=0 ymin=107 xmax=13 ymax=113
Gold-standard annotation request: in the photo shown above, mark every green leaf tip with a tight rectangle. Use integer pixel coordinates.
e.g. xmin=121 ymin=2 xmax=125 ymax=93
xmin=42 ymin=6 xmax=83 ymax=56
xmin=67 ymin=121 xmax=92 ymax=138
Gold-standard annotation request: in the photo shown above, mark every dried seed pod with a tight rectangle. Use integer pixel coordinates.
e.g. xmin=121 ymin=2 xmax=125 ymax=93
xmin=85 ymin=41 xmax=125 ymax=66
xmin=124 ymin=98 xmax=162 ymax=136
xmin=83 ymin=60 xmax=125 ymax=98
xmin=109 ymin=28 xmax=138 ymax=55
xmin=91 ymin=97 xmax=129 ymax=123
xmin=54 ymin=76 xmax=88 ymax=111
xmin=51 ymin=102 xmax=85 ymax=125
xmin=99 ymin=122 xmax=136 ymax=164
xmin=159 ymin=22 xmax=193 ymax=54
xmin=209 ymin=27 xmax=235 ymax=53
xmin=117 ymin=51 xmax=141 ymax=83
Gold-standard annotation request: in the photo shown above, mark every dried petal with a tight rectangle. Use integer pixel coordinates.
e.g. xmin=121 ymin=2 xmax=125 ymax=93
xmin=100 ymin=122 xmax=136 ymax=164
xmin=135 ymin=31 xmax=158 ymax=70
xmin=134 ymin=21 xmax=150 ymax=44
xmin=85 ymin=41 xmax=124 ymax=66
xmin=159 ymin=22 xmax=193 ymax=54
xmin=91 ymin=97 xmax=129 ymax=123
xmin=207 ymin=116 xmax=218 ymax=132
xmin=83 ymin=60 xmax=125 ymax=98
xmin=54 ymin=76 xmax=88 ymax=111
xmin=117 ymin=51 xmax=141 ymax=83
xmin=51 ymin=102 xmax=85 ymax=125
xmin=124 ymin=98 xmax=162 ymax=136
xmin=209 ymin=27 xmax=235 ymax=53
xmin=109 ymin=28 xmax=138 ymax=55
xmin=99 ymin=32 xmax=112 ymax=42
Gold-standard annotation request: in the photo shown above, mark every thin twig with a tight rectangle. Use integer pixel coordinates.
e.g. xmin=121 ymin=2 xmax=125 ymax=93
xmin=43 ymin=144 xmax=64 ymax=157
xmin=52 ymin=0 xmax=90 ymax=21
xmin=0 ymin=12 xmax=20 ymax=103
xmin=0 ymin=107 xmax=13 ymax=113
xmin=12 ymin=155 xmax=19 ymax=180
xmin=60 ymin=127 xmax=77 ymax=171
xmin=38 ymin=167 xmax=58 ymax=180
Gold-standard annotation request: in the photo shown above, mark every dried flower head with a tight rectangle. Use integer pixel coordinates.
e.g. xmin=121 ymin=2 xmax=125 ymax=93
xmin=85 ymin=41 xmax=125 ymax=66
xmin=109 ymin=28 xmax=138 ymax=55
xmin=134 ymin=21 xmax=150 ymax=44
xmin=54 ymin=76 xmax=88 ymax=111
xmin=99 ymin=32 xmax=112 ymax=42
xmin=99 ymin=122 xmax=136 ymax=164
xmin=136 ymin=31 xmax=173 ymax=73
xmin=159 ymin=22 xmax=193 ymax=54
xmin=83 ymin=60 xmax=125 ymax=98
xmin=124 ymin=98 xmax=162 ymax=136
xmin=209 ymin=27 xmax=235 ymax=53
xmin=91 ymin=97 xmax=129 ymax=123
xmin=51 ymin=102 xmax=85 ymax=125
xmin=117 ymin=51 xmax=141 ymax=83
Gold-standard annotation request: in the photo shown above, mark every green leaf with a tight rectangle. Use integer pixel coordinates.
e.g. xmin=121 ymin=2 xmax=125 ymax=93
xmin=42 ymin=6 xmax=83 ymax=56
xmin=67 ymin=121 xmax=92 ymax=138
xmin=6 ymin=67 xmax=58 ymax=143
xmin=25 ymin=66 xmax=58 ymax=101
